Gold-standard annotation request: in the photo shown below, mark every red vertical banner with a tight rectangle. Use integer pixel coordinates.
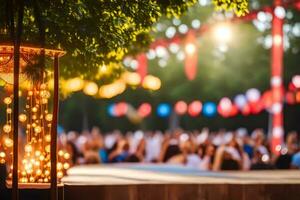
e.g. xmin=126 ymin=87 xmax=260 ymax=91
xmin=184 ymin=31 xmax=198 ymax=80
xmin=136 ymin=53 xmax=148 ymax=81
xmin=270 ymin=0 xmax=284 ymax=154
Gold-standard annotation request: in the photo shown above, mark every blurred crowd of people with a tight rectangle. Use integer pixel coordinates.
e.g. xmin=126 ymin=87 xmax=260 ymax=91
xmin=58 ymin=127 xmax=300 ymax=170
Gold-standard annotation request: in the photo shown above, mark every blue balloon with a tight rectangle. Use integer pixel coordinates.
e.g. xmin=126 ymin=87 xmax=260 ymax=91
xmin=107 ymin=103 xmax=116 ymax=117
xmin=157 ymin=103 xmax=171 ymax=117
xmin=203 ymin=102 xmax=217 ymax=117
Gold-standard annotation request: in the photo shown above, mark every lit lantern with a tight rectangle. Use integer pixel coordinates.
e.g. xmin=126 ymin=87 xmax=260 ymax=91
xmin=0 ymin=44 xmax=70 ymax=199
xmin=202 ymin=102 xmax=217 ymax=117
xmin=99 ymin=80 xmax=126 ymax=99
xmin=246 ymin=88 xmax=261 ymax=102
xmin=65 ymin=77 xmax=84 ymax=92
xmin=174 ymin=101 xmax=188 ymax=115
xmin=157 ymin=103 xmax=171 ymax=117
xmin=122 ymin=71 xmax=141 ymax=86
xmin=83 ymin=81 xmax=98 ymax=96
xmin=142 ymin=75 xmax=161 ymax=91
xmin=184 ymin=31 xmax=198 ymax=80
xmin=188 ymin=100 xmax=202 ymax=117
xmin=115 ymin=102 xmax=128 ymax=116
xmin=138 ymin=103 xmax=152 ymax=118
xmin=218 ymin=97 xmax=232 ymax=117
xmin=292 ymin=75 xmax=300 ymax=88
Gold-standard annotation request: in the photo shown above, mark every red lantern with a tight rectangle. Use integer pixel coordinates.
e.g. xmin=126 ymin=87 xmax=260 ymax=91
xmin=174 ymin=101 xmax=188 ymax=115
xmin=115 ymin=102 xmax=128 ymax=117
xmin=262 ymin=90 xmax=273 ymax=110
xmin=136 ymin=53 xmax=148 ymax=81
xmin=138 ymin=103 xmax=152 ymax=118
xmin=286 ymin=91 xmax=295 ymax=105
xmin=241 ymin=104 xmax=251 ymax=116
xmin=184 ymin=31 xmax=198 ymax=80
xmin=218 ymin=97 xmax=233 ymax=117
xmin=230 ymin=104 xmax=239 ymax=117
xmin=188 ymin=100 xmax=202 ymax=117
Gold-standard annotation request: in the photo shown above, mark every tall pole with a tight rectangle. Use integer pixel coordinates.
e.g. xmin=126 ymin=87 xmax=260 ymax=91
xmin=270 ymin=0 xmax=284 ymax=154
xmin=12 ymin=1 xmax=24 ymax=200
xmin=51 ymin=55 xmax=59 ymax=200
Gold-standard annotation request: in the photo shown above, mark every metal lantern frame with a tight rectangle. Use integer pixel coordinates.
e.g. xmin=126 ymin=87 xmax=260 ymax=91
xmin=0 ymin=45 xmax=65 ymax=200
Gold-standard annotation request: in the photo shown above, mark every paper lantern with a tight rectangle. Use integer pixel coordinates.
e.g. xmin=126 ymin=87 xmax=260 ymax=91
xmin=65 ymin=77 xmax=84 ymax=92
xmin=122 ymin=71 xmax=141 ymax=86
xmin=174 ymin=101 xmax=188 ymax=115
xmin=246 ymin=88 xmax=261 ymax=102
xmin=234 ymin=94 xmax=247 ymax=110
xmin=292 ymin=75 xmax=300 ymax=88
xmin=142 ymin=75 xmax=161 ymax=91
xmin=107 ymin=103 xmax=117 ymax=117
xmin=138 ymin=103 xmax=152 ymax=118
xmin=99 ymin=80 xmax=126 ymax=99
xmin=83 ymin=81 xmax=98 ymax=96
xmin=203 ymin=102 xmax=217 ymax=117
xmin=184 ymin=31 xmax=198 ymax=80
xmin=115 ymin=102 xmax=128 ymax=116
xmin=157 ymin=103 xmax=171 ymax=117
xmin=188 ymin=100 xmax=202 ymax=117
xmin=218 ymin=97 xmax=233 ymax=117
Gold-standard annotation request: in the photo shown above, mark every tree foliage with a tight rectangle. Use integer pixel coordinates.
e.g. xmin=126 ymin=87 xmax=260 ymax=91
xmin=0 ymin=0 xmax=199 ymax=83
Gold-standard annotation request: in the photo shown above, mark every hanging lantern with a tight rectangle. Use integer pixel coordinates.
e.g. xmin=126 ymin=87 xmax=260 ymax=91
xmin=218 ymin=97 xmax=233 ymax=117
xmin=136 ymin=53 xmax=148 ymax=80
xmin=122 ymin=71 xmax=141 ymax=87
xmin=142 ymin=75 xmax=161 ymax=91
xmin=184 ymin=31 xmax=198 ymax=80
xmin=174 ymin=101 xmax=188 ymax=115
xmin=65 ymin=77 xmax=84 ymax=92
xmin=83 ymin=81 xmax=98 ymax=96
xmin=99 ymin=80 xmax=126 ymax=99
xmin=188 ymin=100 xmax=202 ymax=117
xmin=202 ymin=102 xmax=217 ymax=117
xmin=157 ymin=103 xmax=171 ymax=117
xmin=0 ymin=45 xmax=70 ymax=193
xmin=138 ymin=103 xmax=152 ymax=118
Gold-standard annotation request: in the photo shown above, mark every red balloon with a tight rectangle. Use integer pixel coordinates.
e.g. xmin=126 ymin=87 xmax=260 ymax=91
xmin=188 ymin=101 xmax=202 ymax=117
xmin=138 ymin=103 xmax=152 ymax=118
xmin=174 ymin=101 xmax=188 ymax=115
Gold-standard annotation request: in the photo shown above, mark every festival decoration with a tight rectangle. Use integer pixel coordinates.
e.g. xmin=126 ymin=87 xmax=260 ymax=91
xmin=218 ymin=97 xmax=233 ymax=117
xmin=174 ymin=101 xmax=188 ymax=115
xmin=188 ymin=100 xmax=202 ymax=117
xmin=203 ymin=102 xmax=217 ymax=117
xmin=157 ymin=103 xmax=171 ymax=117
xmin=184 ymin=31 xmax=198 ymax=80
xmin=122 ymin=71 xmax=141 ymax=87
xmin=0 ymin=45 xmax=67 ymax=192
xmin=138 ymin=103 xmax=152 ymax=118
xmin=142 ymin=75 xmax=162 ymax=91
xmin=98 ymin=80 xmax=126 ymax=99
xmin=83 ymin=81 xmax=99 ymax=96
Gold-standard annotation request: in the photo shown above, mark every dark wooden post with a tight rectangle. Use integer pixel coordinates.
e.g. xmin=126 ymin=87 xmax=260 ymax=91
xmin=51 ymin=55 xmax=59 ymax=200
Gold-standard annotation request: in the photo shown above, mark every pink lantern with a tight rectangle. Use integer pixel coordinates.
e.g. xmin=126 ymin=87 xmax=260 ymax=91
xmin=115 ymin=102 xmax=128 ymax=117
xmin=174 ymin=101 xmax=188 ymax=115
xmin=218 ymin=97 xmax=233 ymax=117
xmin=138 ymin=103 xmax=152 ymax=118
xmin=188 ymin=100 xmax=202 ymax=117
